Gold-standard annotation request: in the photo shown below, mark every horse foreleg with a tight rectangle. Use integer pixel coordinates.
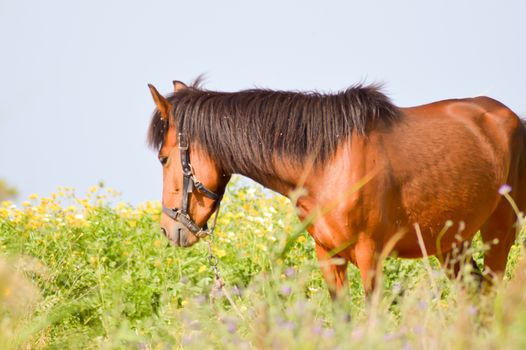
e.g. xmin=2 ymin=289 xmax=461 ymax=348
xmin=315 ymin=244 xmax=348 ymax=300
xmin=354 ymin=233 xmax=377 ymax=296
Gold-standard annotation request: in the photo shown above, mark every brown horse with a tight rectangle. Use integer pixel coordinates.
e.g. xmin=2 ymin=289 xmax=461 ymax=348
xmin=147 ymin=79 xmax=526 ymax=298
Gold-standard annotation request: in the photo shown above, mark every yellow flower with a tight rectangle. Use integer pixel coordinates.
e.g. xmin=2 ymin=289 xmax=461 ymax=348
xmin=40 ymin=197 xmax=51 ymax=206
xmin=21 ymin=201 xmax=31 ymax=207
xmin=198 ymin=265 xmax=207 ymax=273
xmin=296 ymin=236 xmax=306 ymax=243
xmin=215 ymin=249 xmax=227 ymax=258
xmin=257 ymin=244 xmax=268 ymax=252
xmin=1 ymin=201 xmax=13 ymax=208
xmin=77 ymin=199 xmax=90 ymax=209
xmin=29 ymin=193 xmax=39 ymax=200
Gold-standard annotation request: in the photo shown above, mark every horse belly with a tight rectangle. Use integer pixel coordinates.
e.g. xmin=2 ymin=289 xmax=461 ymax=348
xmin=383 ymin=115 xmax=508 ymax=258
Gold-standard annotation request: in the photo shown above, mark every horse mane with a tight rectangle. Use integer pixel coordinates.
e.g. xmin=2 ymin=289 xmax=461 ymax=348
xmin=148 ymin=80 xmax=400 ymax=181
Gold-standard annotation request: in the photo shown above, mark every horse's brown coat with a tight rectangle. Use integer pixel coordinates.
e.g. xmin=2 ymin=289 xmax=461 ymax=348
xmin=148 ymin=82 xmax=526 ymax=298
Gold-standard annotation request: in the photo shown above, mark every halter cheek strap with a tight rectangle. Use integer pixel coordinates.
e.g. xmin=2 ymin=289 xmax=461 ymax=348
xmin=162 ymin=132 xmax=222 ymax=238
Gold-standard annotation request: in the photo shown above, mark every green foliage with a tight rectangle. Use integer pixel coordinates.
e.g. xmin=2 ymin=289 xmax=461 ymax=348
xmin=1 ymin=178 xmax=526 ymax=349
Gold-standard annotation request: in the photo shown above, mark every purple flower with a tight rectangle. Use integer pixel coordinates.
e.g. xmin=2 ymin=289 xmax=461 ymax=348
xmin=231 ymin=285 xmax=242 ymax=296
xmin=499 ymin=184 xmax=512 ymax=195
xmin=312 ymin=322 xmax=323 ymax=335
xmin=323 ymin=328 xmax=335 ymax=339
xmin=280 ymin=285 xmax=292 ymax=296
xmin=468 ymin=305 xmax=478 ymax=316
xmin=284 ymin=267 xmax=296 ymax=278
xmin=220 ymin=317 xmax=238 ymax=334
xmin=182 ymin=335 xmax=193 ymax=345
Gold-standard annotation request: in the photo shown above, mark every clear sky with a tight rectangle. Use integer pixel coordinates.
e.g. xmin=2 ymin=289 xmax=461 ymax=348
xmin=1 ymin=0 xmax=525 ymax=204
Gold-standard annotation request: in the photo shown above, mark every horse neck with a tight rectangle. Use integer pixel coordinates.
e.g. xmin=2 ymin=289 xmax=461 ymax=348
xmin=230 ymin=156 xmax=309 ymax=199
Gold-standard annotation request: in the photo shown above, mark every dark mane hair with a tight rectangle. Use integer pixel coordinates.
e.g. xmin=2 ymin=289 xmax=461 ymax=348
xmin=148 ymin=81 xmax=400 ymax=181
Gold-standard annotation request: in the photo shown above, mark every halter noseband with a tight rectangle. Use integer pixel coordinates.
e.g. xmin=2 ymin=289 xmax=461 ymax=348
xmin=162 ymin=132 xmax=222 ymax=238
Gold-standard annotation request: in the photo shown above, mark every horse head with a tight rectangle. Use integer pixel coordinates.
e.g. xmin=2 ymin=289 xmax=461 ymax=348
xmin=148 ymin=81 xmax=230 ymax=247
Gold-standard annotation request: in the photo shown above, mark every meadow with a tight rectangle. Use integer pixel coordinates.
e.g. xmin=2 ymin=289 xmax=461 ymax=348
xmin=2 ymin=177 xmax=526 ymax=349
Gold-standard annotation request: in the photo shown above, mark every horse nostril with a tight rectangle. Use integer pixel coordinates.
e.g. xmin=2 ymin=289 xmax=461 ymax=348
xmin=161 ymin=227 xmax=168 ymax=237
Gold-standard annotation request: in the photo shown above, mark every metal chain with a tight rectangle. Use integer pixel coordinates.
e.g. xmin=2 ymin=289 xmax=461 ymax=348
xmin=203 ymin=219 xmax=245 ymax=320
xmin=206 ymin=237 xmax=224 ymax=295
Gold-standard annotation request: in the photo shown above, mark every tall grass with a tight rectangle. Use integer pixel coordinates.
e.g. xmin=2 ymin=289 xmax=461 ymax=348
xmin=1 ymin=178 xmax=526 ymax=349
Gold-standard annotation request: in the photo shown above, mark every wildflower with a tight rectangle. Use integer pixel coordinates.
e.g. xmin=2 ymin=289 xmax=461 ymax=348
xmin=296 ymin=236 xmax=306 ymax=243
xmin=323 ymin=328 xmax=335 ymax=339
xmin=29 ymin=193 xmax=39 ymax=200
xmin=256 ymin=244 xmax=267 ymax=252
xmin=231 ymin=285 xmax=242 ymax=296
xmin=499 ymin=184 xmax=512 ymax=195
xmin=392 ymin=283 xmax=402 ymax=295
xmin=467 ymin=305 xmax=478 ymax=316
xmin=215 ymin=249 xmax=227 ymax=257
xmin=226 ymin=320 xmax=237 ymax=334
xmin=347 ymin=327 xmax=363 ymax=340
xmin=284 ymin=267 xmax=296 ymax=278
xmin=280 ymin=285 xmax=292 ymax=296
xmin=1 ymin=201 xmax=13 ymax=208
xmin=312 ymin=322 xmax=323 ymax=335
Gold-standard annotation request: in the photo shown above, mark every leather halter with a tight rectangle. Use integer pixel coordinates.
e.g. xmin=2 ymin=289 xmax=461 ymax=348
xmin=162 ymin=132 xmax=222 ymax=238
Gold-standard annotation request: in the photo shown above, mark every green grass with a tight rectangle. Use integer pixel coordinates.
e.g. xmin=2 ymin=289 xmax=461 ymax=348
xmin=1 ymin=177 xmax=526 ymax=349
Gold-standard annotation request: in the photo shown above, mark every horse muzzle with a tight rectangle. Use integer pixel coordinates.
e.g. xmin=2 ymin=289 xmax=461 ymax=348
xmin=161 ymin=221 xmax=199 ymax=247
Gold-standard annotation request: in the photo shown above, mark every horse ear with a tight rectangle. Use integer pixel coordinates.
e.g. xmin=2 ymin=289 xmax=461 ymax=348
xmin=148 ymin=84 xmax=171 ymax=121
xmin=173 ymin=80 xmax=187 ymax=93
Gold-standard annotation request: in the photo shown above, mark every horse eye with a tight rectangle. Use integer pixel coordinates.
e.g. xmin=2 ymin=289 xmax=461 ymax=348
xmin=158 ymin=156 xmax=168 ymax=166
